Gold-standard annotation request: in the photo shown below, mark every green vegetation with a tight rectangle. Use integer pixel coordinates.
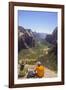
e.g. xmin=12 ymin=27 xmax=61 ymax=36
xmin=18 ymin=70 xmax=26 ymax=77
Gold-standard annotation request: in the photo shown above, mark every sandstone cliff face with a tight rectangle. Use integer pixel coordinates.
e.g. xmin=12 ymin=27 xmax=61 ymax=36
xmin=18 ymin=26 xmax=35 ymax=52
xmin=45 ymin=27 xmax=57 ymax=45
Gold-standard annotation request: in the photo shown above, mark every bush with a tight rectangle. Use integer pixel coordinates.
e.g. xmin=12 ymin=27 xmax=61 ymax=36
xmin=18 ymin=70 xmax=26 ymax=77
xmin=27 ymin=60 xmax=36 ymax=65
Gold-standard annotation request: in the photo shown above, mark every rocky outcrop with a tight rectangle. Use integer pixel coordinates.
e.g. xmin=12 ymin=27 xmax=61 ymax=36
xmin=18 ymin=26 xmax=35 ymax=52
xmin=45 ymin=27 xmax=57 ymax=45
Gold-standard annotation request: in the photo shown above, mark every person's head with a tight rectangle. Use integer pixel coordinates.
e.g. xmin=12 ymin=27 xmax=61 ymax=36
xmin=36 ymin=61 xmax=41 ymax=66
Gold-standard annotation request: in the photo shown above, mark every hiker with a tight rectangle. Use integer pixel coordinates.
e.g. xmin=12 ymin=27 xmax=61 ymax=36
xmin=27 ymin=61 xmax=44 ymax=78
xmin=34 ymin=61 xmax=44 ymax=78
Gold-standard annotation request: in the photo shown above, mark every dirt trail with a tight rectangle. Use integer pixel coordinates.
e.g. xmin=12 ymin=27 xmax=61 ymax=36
xmin=44 ymin=67 xmax=57 ymax=77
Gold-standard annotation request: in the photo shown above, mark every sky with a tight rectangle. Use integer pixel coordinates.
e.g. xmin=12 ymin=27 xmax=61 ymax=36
xmin=18 ymin=10 xmax=58 ymax=34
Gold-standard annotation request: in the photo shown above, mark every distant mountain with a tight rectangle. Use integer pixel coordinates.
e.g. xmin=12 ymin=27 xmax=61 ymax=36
xmin=39 ymin=33 xmax=47 ymax=39
xmin=45 ymin=27 xmax=57 ymax=45
xmin=33 ymin=32 xmax=47 ymax=41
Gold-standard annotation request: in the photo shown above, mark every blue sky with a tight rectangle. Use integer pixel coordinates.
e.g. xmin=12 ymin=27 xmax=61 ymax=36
xmin=18 ymin=10 xmax=57 ymax=34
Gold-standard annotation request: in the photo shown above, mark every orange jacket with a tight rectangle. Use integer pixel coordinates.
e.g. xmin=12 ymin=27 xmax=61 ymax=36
xmin=35 ymin=65 xmax=44 ymax=77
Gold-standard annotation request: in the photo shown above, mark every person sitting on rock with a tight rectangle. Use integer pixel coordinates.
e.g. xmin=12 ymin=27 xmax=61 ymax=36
xmin=34 ymin=61 xmax=44 ymax=78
